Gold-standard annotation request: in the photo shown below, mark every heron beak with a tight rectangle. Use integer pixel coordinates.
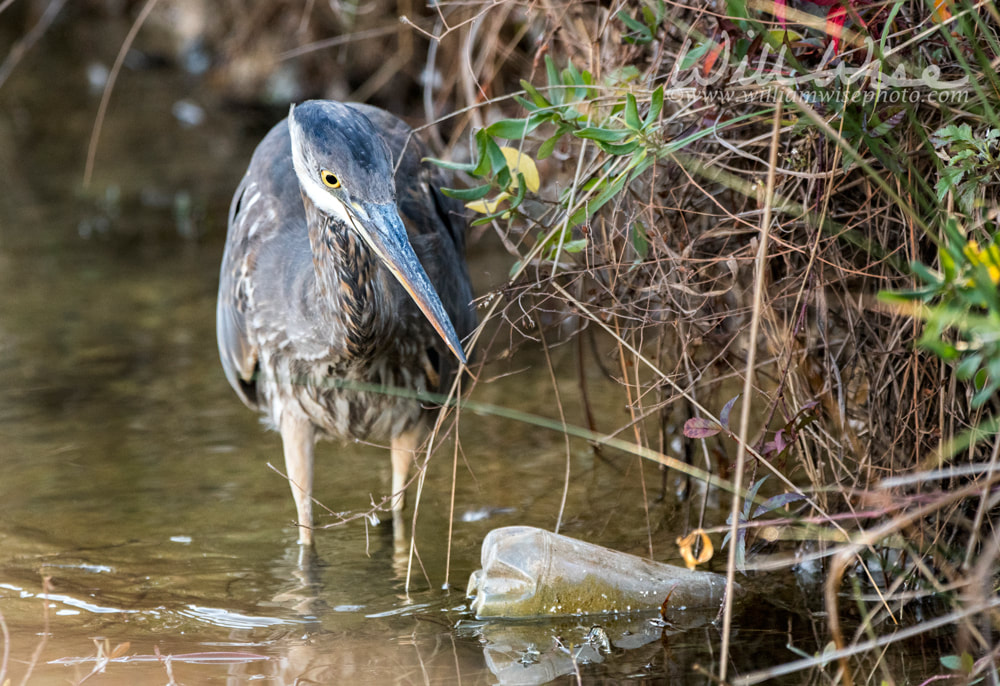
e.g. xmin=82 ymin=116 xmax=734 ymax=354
xmin=351 ymin=202 xmax=468 ymax=365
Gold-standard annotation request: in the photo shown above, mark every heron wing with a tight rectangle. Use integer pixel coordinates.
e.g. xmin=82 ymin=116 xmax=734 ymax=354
xmin=217 ymin=120 xmax=308 ymax=409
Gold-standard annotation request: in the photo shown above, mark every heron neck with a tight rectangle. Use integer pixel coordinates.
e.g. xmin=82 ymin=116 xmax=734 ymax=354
xmin=306 ymin=202 xmax=388 ymax=359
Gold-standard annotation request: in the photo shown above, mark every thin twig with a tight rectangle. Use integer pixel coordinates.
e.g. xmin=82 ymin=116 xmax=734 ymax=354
xmin=19 ymin=575 xmax=51 ymax=686
xmin=0 ymin=0 xmax=66 ymax=90
xmin=0 ymin=604 xmax=9 ymax=686
xmin=443 ymin=376 xmax=461 ymax=589
xmin=83 ymin=0 xmax=161 ymax=187
xmin=538 ymin=321 xmax=573 ymax=534
xmin=719 ymin=98 xmax=782 ymax=684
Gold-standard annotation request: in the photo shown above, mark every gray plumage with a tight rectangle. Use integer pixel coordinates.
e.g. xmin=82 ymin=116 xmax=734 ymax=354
xmin=217 ymin=100 xmax=474 ymax=544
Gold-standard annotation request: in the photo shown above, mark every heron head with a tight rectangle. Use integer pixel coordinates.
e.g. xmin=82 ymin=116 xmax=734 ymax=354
xmin=288 ymin=101 xmax=467 ymax=365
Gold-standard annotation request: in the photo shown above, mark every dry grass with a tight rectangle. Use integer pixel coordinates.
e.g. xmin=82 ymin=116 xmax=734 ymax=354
xmin=400 ymin=0 xmax=1000 ymax=681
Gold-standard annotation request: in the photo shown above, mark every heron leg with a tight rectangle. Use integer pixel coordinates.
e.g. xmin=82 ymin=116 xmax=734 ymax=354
xmin=390 ymin=429 xmax=419 ymax=573
xmin=390 ymin=428 xmax=420 ymax=513
xmin=280 ymin=412 xmax=315 ymax=546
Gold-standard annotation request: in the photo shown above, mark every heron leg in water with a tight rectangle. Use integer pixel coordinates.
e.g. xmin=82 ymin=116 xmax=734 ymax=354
xmin=390 ymin=428 xmax=419 ymax=575
xmin=280 ymin=412 xmax=316 ymax=546
xmin=390 ymin=428 xmax=419 ymax=515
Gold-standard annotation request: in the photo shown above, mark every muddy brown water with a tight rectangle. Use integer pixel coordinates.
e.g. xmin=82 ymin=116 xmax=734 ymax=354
xmin=0 ymin=12 xmax=949 ymax=686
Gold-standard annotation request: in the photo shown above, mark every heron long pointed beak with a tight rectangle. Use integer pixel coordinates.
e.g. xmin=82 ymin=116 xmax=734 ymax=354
xmin=351 ymin=202 xmax=468 ymax=365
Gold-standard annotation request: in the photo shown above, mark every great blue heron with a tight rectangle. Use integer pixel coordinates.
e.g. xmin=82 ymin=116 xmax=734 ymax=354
xmin=217 ymin=100 xmax=475 ymax=546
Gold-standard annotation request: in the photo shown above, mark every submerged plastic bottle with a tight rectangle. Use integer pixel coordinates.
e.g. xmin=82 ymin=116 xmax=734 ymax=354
xmin=466 ymin=526 xmax=739 ymax=619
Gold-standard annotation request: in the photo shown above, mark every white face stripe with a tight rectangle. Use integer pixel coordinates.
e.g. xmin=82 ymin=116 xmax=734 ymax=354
xmin=299 ymin=172 xmax=354 ymax=225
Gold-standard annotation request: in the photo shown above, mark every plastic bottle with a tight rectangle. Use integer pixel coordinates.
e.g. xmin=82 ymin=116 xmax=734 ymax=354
xmin=466 ymin=526 xmax=739 ymax=618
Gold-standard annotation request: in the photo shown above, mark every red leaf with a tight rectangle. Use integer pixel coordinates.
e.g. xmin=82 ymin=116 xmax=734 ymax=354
xmin=826 ymin=6 xmax=847 ymax=53
xmin=774 ymin=0 xmax=788 ymax=26
xmin=773 ymin=428 xmax=788 ymax=454
xmin=684 ymin=417 xmax=722 ymax=439
xmin=702 ymin=42 xmax=724 ymax=78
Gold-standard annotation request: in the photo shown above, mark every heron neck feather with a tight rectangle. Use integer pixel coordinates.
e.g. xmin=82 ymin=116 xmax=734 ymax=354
xmin=303 ymin=195 xmax=389 ymax=359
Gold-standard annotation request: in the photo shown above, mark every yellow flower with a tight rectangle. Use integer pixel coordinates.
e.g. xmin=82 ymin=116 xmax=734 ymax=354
xmin=963 ymin=240 xmax=981 ymax=264
xmin=962 ymin=240 xmax=1000 ymax=284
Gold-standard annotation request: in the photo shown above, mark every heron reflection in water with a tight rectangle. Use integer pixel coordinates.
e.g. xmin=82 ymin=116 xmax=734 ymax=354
xmin=217 ymin=100 xmax=475 ymax=546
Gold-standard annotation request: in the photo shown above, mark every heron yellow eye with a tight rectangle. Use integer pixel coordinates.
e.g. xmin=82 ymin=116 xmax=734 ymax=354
xmin=320 ymin=170 xmax=341 ymax=188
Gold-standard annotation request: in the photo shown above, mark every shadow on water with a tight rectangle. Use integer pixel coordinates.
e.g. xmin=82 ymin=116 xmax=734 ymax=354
xmin=0 ymin=10 xmax=939 ymax=686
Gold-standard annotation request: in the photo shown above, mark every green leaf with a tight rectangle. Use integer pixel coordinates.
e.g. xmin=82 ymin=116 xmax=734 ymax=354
xmin=520 ymin=79 xmax=551 ymax=108
xmin=645 ymin=86 xmax=664 ymax=126
xmin=940 ymin=245 xmax=957 ymax=283
xmin=487 ymin=117 xmax=543 ymax=140
xmin=943 ymin=217 xmax=967 ymax=256
xmin=596 ymin=139 xmax=641 ymax=155
xmin=563 ymin=61 xmax=583 ymax=87
xmin=617 ymin=10 xmax=653 ymax=43
xmin=495 ymin=166 xmax=512 ymax=190
xmin=545 ymin=55 xmax=560 ymax=90
xmin=975 ymin=367 xmax=989 ymax=391
xmin=509 ymin=171 xmax=528 ymax=209
xmin=972 ymin=382 xmax=997 ymax=408
xmin=932 ymin=123 xmax=974 ymax=148
xmin=575 ymin=126 xmax=630 ymax=143
xmin=472 ymin=129 xmax=493 ymax=177
xmin=920 ymin=338 xmax=960 ymax=360
xmin=424 ymin=156 xmax=475 ymax=173
xmin=625 ymin=93 xmax=641 ymax=130
xmin=679 ymin=40 xmax=713 ymax=71
xmin=485 ymin=137 xmax=509 ymax=176
xmin=631 ymin=221 xmax=649 ymax=260
xmin=985 ymin=357 xmax=1000 ymax=389
xmin=441 ymin=183 xmax=492 ymax=201
xmin=937 ymin=166 xmax=968 ymax=202
xmin=725 ymin=0 xmax=750 ymax=21
xmin=470 ymin=213 xmax=500 ymax=227
xmin=538 ymin=127 xmax=568 ymax=160
xmin=961 ymin=652 xmax=975 ymax=674
xmin=643 ymin=5 xmax=661 ymax=29
xmin=956 ymin=353 xmax=983 ymax=381
xmin=878 ymin=285 xmax=944 ymax=303
xmin=910 ymin=260 xmax=943 ymax=286
xmin=513 ymin=95 xmax=540 ymax=113
xmin=562 ymin=238 xmax=588 ymax=253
